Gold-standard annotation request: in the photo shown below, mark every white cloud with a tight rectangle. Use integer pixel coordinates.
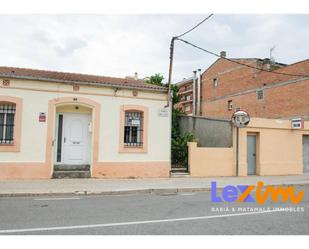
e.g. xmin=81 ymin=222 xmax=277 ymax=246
xmin=0 ymin=14 xmax=308 ymax=82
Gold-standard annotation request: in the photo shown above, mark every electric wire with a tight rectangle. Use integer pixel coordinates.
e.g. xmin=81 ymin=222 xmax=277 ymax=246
xmin=177 ymin=38 xmax=309 ymax=78
xmin=175 ymin=14 xmax=214 ymax=38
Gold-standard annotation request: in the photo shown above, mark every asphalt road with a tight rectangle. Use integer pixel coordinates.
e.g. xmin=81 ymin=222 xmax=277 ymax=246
xmin=0 ymin=186 xmax=309 ymax=235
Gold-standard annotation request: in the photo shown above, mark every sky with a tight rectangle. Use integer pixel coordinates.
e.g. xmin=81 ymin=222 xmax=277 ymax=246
xmin=0 ymin=14 xmax=308 ymax=82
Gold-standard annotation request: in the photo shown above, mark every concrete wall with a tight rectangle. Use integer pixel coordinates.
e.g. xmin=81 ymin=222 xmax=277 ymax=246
xmin=188 ymin=142 xmax=234 ymax=176
xmin=188 ymin=118 xmax=309 ymax=177
xmin=177 ymin=115 xmax=232 ymax=147
xmin=0 ymin=78 xmax=171 ymax=179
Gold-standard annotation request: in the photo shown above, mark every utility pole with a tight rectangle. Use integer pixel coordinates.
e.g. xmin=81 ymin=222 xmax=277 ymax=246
xmin=236 ymin=127 xmax=239 ymax=176
xmin=166 ymin=36 xmax=176 ymax=107
xmin=166 ymin=14 xmax=214 ymax=108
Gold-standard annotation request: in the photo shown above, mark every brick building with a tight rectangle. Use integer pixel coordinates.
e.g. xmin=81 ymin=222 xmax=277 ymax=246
xmin=175 ymin=77 xmax=193 ymax=115
xmin=176 ymin=54 xmax=309 ymax=120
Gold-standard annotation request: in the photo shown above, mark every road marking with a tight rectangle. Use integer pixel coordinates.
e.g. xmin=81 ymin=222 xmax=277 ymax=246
xmin=179 ymin=193 xmax=196 ymax=196
xmin=34 ymin=197 xmax=81 ymax=201
xmin=0 ymin=209 xmax=284 ymax=234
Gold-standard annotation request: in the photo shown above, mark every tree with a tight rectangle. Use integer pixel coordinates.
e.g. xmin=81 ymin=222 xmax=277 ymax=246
xmin=170 ymin=83 xmax=180 ymax=106
xmin=145 ymin=73 xmax=179 ymax=105
xmin=170 ymin=86 xmax=196 ymax=167
xmin=145 ymin=73 xmax=165 ymax=86
xmin=146 ymin=73 xmax=196 ymax=167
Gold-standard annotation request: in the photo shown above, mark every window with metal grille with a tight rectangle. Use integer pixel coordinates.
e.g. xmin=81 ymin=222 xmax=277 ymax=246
xmin=0 ymin=103 xmax=16 ymax=144
xmin=124 ymin=111 xmax=143 ymax=147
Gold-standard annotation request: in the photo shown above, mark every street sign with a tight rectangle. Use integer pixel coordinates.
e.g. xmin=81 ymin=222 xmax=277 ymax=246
xmin=158 ymin=108 xmax=169 ymax=117
xmin=231 ymin=110 xmax=250 ymax=128
xmin=291 ymin=118 xmax=304 ymax=129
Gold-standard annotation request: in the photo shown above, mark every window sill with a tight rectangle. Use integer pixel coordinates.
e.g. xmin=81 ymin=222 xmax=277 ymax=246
xmin=0 ymin=143 xmax=14 ymax=146
xmin=0 ymin=142 xmax=20 ymax=152
xmin=119 ymin=146 xmax=147 ymax=153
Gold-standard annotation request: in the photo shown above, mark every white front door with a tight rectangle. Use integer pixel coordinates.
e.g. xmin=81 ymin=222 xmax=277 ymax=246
xmin=62 ymin=113 xmax=91 ymax=165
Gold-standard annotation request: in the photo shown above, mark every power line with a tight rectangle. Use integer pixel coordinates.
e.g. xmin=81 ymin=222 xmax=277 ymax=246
xmin=176 ymin=38 xmax=309 ymax=78
xmin=175 ymin=14 xmax=214 ymax=39
xmin=166 ymin=14 xmax=214 ymax=107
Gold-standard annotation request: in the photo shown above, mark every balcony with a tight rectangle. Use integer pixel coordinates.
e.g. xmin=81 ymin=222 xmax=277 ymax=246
xmin=178 ymin=99 xmax=193 ymax=105
xmin=178 ymin=89 xmax=193 ymax=95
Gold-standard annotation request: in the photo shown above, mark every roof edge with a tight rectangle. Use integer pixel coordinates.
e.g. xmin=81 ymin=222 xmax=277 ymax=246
xmin=0 ymin=74 xmax=168 ymax=93
xmin=175 ymin=77 xmax=193 ymax=86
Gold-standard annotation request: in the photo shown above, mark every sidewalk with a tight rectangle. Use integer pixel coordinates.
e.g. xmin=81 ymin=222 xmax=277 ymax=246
xmin=1 ymin=175 xmax=309 ymax=197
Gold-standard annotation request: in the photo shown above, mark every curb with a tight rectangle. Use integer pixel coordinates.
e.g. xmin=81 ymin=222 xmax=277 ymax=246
xmin=0 ymin=188 xmax=211 ymax=197
xmin=1 ymin=183 xmax=309 ymax=197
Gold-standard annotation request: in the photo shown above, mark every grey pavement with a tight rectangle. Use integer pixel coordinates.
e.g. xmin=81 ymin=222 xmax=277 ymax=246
xmin=0 ymin=174 xmax=309 ymax=196
xmin=0 ymin=185 xmax=308 ymax=235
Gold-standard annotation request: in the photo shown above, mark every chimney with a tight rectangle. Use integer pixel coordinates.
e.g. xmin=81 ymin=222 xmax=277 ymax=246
xmin=220 ymin=51 xmax=226 ymax=58
xmin=263 ymin=58 xmax=271 ymax=70
xmin=134 ymin=72 xmax=138 ymax=80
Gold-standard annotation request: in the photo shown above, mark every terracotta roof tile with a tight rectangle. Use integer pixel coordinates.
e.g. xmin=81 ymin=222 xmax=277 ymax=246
xmin=0 ymin=66 xmax=167 ymax=92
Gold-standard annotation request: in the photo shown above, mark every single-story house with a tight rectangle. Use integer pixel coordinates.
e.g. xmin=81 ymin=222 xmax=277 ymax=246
xmin=0 ymin=67 xmax=171 ymax=179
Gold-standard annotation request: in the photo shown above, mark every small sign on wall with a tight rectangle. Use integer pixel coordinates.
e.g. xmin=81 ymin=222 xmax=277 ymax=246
xmin=131 ymin=119 xmax=140 ymax=125
xmin=39 ymin=112 xmax=46 ymax=122
xmin=158 ymin=108 xmax=169 ymax=117
xmin=291 ymin=118 xmax=304 ymax=129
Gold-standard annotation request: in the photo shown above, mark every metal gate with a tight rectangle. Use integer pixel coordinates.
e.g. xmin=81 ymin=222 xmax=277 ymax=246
xmin=303 ymin=135 xmax=309 ymax=173
xmin=171 ymin=146 xmax=189 ymax=172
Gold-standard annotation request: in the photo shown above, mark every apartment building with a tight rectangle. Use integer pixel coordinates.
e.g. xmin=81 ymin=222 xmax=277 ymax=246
xmin=176 ymin=52 xmax=309 ymax=120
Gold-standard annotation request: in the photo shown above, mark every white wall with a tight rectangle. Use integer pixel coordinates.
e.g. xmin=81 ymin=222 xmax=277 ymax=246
xmin=0 ymin=78 xmax=170 ymax=163
xmin=98 ymin=97 xmax=170 ymax=162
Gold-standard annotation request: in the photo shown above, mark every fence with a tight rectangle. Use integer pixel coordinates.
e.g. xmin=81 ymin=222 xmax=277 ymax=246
xmin=177 ymin=115 xmax=233 ymax=147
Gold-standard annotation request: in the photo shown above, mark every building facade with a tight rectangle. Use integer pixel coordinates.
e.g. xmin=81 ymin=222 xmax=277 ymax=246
xmin=176 ymin=55 xmax=309 ymax=120
xmin=176 ymin=55 xmax=309 ymax=177
xmin=0 ymin=67 xmax=171 ymax=179
xmin=188 ymin=118 xmax=309 ymax=176
xmin=175 ymin=77 xmax=194 ymax=115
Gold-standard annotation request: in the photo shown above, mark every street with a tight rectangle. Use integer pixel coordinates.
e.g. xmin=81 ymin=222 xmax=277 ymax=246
xmin=0 ymin=186 xmax=309 ymax=235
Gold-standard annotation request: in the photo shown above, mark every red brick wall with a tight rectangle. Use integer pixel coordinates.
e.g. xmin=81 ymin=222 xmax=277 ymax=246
xmin=200 ymin=58 xmax=309 ymax=119
xmin=175 ymin=58 xmax=309 ymax=119
xmin=203 ymin=79 xmax=309 ymax=119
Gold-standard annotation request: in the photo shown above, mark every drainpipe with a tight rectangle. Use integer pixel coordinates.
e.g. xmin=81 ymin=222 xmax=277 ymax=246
xmin=197 ymin=69 xmax=201 ymax=116
xmin=192 ymin=70 xmax=197 ymax=116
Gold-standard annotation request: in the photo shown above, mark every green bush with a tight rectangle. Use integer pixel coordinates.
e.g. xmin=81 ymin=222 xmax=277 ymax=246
xmin=143 ymin=73 xmax=197 ymax=167
xmin=171 ymin=131 xmax=196 ymax=166
xmin=171 ymin=107 xmax=197 ymax=166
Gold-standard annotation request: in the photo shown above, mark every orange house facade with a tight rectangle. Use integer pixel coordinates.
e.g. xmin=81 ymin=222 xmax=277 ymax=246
xmin=0 ymin=67 xmax=171 ymax=179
